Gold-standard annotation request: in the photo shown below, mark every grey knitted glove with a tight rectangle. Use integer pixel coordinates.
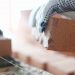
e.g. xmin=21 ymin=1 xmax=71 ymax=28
xmin=36 ymin=0 xmax=75 ymax=32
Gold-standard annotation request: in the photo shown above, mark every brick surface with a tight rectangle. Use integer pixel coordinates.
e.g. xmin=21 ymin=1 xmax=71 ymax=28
xmin=0 ymin=38 xmax=11 ymax=56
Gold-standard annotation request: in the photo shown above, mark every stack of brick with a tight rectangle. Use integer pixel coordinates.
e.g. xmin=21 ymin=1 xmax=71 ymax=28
xmin=12 ymin=10 xmax=75 ymax=75
xmin=13 ymin=50 xmax=75 ymax=75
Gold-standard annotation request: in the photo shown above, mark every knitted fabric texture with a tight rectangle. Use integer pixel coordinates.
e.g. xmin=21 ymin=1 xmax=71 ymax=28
xmin=29 ymin=0 xmax=75 ymax=32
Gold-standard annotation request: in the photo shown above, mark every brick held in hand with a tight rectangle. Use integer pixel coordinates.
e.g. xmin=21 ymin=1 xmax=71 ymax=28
xmin=48 ymin=14 xmax=75 ymax=52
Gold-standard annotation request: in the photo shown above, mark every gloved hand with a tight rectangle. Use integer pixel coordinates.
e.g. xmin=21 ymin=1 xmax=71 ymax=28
xmin=36 ymin=0 xmax=75 ymax=32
